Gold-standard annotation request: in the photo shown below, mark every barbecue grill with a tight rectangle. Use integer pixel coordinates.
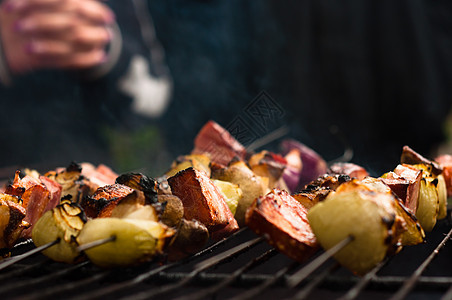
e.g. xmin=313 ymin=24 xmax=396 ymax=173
xmin=1 ymin=209 xmax=450 ymax=300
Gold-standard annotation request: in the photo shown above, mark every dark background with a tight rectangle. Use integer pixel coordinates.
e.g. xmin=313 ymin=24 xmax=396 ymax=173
xmin=1 ymin=0 xmax=452 ymax=178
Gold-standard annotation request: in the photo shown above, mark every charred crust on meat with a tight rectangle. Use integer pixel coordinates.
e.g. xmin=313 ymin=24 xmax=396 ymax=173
xmin=115 ymin=173 xmax=158 ymax=203
xmin=66 ymin=162 xmax=82 ymax=173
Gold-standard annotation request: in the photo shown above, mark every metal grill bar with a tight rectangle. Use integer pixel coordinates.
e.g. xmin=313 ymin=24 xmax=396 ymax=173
xmin=0 ymin=259 xmax=48 ymax=280
xmin=229 ymin=261 xmax=299 ymax=300
xmin=121 ymin=236 xmax=264 ymax=300
xmin=389 ymin=226 xmax=452 ymax=300
xmin=176 ymin=248 xmax=278 ymax=300
xmin=0 ymin=239 xmax=59 ymax=271
xmin=0 ymin=221 xmax=450 ymax=299
xmin=21 ymin=271 xmax=111 ymax=300
xmin=338 ymin=257 xmax=389 ymax=300
xmin=67 ymin=228 xmax=250 ymax=300
xmin=287 ymin=235 xmax=354 ymax=288
xmin=291 ymin=263 xmax=341 ymax=300
xmin=0 ymin=261 xmax=89 ymax=295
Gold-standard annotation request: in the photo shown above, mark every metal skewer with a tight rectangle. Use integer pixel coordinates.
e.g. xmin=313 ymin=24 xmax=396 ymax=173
xmin=76 ymin=236 xmax=116 ymax=252
xmin=0 ymin=238 xmax=59 ymax=271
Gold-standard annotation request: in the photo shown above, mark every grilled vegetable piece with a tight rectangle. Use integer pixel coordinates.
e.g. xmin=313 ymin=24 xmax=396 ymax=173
xmin=355 ymin=177 xmax=425 ymax=246
xmin=32 ymin=199 xmax=86 ymax=264
xmin=168 ymin=167 xmax=239 ymax=239
xmin=166 ymin=154 xmax=211 ymax=178
xmin=282 ymin=148 xmax=303 ymax=193
xmin=435 ymin=154 xmax=452 ymax=197
xmin=156 ymin=194 xmax=184 ymax=228
xmin=436 ymin=174 xmax=447 ymax=220
xmin=77 ymin=218 xmax=174 ymax=267
xmin=192 ymin=120 xmax=247 ymax=166
xmin=45 ymin=162 xmax=98 ymax=203
xmin=212 ymin=179 xmax=241 ymax=216
xmin=79 ymin=184 xmax=134 ymax=219
xmin=248 ymin=150 xmax=287 ymax=189
xmin=381 ymin=164 xmax=422 ymax=215
xmin=211 ymin=160 xmax=268 ymax=226
xmin=308 ymin=179 xmax=412 ymax=275
xmin=0 ymin=195 xmax=29 ymax=249
xmin=166 ymin=219 xmax=210 ymax=261
xmin=408 ymin=163 xmax=445 ymax=229
xmin=110 ymin=190 xmax=159 ymax=222
xmin=280 ymin=139 xmax=327 ymax=190
xmin=5 ymin=171 xmax=60 ymax=238
xmin=328 ymin=162 xmax=369 ymax=180
xmin=292 ymin=174 xmax=351 ymax=210
xmin=246 ymin=189 xmax=318 ymax=263
xmin=400 ymin=145 xmax=442 ymax=176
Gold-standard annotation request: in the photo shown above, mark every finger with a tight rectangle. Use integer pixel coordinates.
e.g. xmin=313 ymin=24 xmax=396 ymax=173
xmin=25 ymin=39 xmax=73 ymax=58
xmin=2 ymin=0 xmax=62 ymax=13
xmin=57 ymin=48 xmax=106 ymax=69
xmin=15 ymin=13 xmax=75 ymax=35
xmin=72 ymin=0 xmax=115 ymax=25
xmin=71 ymin=25 xmax=112 ymax=50
xmin=3 ymin=0 xmax=114 ymax=25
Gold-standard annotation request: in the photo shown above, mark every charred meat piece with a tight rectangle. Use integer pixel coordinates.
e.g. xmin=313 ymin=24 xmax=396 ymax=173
xmin=80 ymin=184 xmax=135 ymax=218
xmin=381 ymin=164 xmax=422 ymax=214
xmin=168 ymin=167 xmax=239 ymax=239
xmin=246 ymin=189 xmax=318 ymax=263
xmin=328 ymin=162 xmax=369 ymax=180
xmin=292 ymin=174 xmax=351 ymax=210
xmin=115 ymin=173 xmax=158 ymax=204
xmin=5 ymin=171 xmax=59 ymax=238
xmin=0 ymin=195 xmax=29 ymax=249
xmin=192 ymin=120 xmax=247 ymax=166
xmin=80 ymin=162 xmax=118 ymax=187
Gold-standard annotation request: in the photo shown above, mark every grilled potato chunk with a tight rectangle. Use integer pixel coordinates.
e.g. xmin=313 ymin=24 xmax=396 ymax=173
xmin=77 ymin=218 xmax=174 ymax=267
xmin=166 ymin=154 xmax=211 ymax=178
xmin=32 ymin=199 xmax=86 ymax=264
xmin=308 ymin=179 xmax=407 ymax=275
xmin=211 ymin=160 xmax=268 ymax=225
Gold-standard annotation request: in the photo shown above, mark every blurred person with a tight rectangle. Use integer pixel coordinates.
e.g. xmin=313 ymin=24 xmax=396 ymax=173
xmin=0 ymin=0 xmax=172 ymax=174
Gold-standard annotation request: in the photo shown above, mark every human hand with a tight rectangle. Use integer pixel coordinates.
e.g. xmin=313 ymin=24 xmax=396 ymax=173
xmin=0 ymin=0 xmax=115 ymax=75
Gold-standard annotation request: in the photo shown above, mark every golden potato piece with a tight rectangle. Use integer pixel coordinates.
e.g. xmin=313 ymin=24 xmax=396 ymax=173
xmin=77 ymin=218 xmax=173 ymax=267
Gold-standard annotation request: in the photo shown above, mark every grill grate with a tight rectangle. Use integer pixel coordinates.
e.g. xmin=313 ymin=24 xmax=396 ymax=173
xmin=1 ymin=215 xmax=451 ymax=300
